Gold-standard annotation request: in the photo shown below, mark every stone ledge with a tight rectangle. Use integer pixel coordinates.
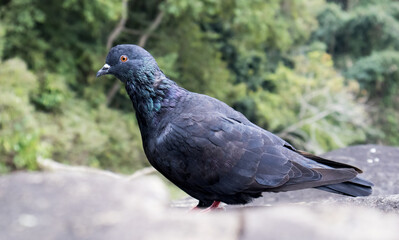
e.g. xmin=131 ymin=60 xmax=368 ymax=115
xmin=2 ymin=144 xmax=399 ymax=240
xmin=1 ymin=171 xmax=399 ymax=240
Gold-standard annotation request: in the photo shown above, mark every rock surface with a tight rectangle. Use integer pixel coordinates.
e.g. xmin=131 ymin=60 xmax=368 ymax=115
xmin=322 ymin=144 xmax=399 ymax=196
xmin=241 ymin=204 xmax=399 ymax=240
xmin=1 ymin=145 xmax=399 ymax=240
xmin=0 ymin=172 xmax=241 ymax=240
xmin=1 ymin=171 xmax=399 ymax=240
xmin=320 ymin=194 xmax=399 ymax=214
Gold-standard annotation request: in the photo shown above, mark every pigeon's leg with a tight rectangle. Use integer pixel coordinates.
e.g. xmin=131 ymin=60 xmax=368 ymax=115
xmin=191 ymin=200 xmax=222 ymax=211
xmin=191 ymin=200 xmax=213 ymax=211
xmin=190 ymin=201 xmax=222 ymax=212
xmin=209 ymin=201 xmax=221 ymax=209
xmin=199 ymin=201 xmax=221 ymax=212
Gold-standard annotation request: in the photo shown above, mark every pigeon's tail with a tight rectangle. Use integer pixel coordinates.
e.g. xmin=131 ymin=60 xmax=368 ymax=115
xmin=315 ymin=176 xmax=373 ymax=197
xmin=294 ymin=149 xmax=373 ymax=196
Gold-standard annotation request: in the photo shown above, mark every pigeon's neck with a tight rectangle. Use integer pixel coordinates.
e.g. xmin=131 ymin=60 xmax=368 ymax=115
xmin=125 ymin=70 xmax=183 ymax=129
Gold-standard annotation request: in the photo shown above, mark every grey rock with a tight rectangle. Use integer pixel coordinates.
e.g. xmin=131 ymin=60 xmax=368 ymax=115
xmin=320 ymin=194 xmax=399 ymax=214
xmin=0 ymin=172 xmax=238 ymax=240
xmin=241 ymin=205 xmax=399 ymax=240
xmin=1 ymin=170 xmax=399 ymax=240
xmin=322 ymin=144 xmax=399 ymax=196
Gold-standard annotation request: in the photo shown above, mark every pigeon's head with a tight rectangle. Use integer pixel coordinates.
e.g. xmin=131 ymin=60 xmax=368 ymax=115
xmin=96 ymin=44 xmax=160 ymax=83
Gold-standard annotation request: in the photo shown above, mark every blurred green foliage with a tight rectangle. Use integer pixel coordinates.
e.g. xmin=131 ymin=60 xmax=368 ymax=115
xmin=0 ymin=59 xmax=40 ymax=172
xmin=252 ymin=51 xmax=368 ymax=153
xmin=0 ymin=0 xmax=397 ymax=174
xmin=315 ymin=0 xmax=399 ymax=145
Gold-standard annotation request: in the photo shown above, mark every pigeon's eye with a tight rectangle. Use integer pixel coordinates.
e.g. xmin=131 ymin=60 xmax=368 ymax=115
xmin=120 ymin=55 xmax=128 ymax=62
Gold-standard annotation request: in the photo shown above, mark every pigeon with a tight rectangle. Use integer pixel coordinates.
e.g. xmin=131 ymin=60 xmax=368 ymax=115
xmin=97 ymin=44 xmax=373 ymax=209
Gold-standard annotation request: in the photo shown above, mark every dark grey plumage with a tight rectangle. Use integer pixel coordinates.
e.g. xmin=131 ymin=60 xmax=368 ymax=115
xmin=97 ymin=44 xmax=373 ymax=208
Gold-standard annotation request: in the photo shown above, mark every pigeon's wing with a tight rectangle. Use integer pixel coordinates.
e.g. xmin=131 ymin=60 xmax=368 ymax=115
xmin=293 ymin=149 xmax=362 ymax=173
xmin=152 ymin=112 xmax=357 ymax=200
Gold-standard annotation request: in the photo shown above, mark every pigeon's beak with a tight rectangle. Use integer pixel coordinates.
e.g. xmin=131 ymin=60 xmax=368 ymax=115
xmin=96 ymin=64 xmax=110 ymax=77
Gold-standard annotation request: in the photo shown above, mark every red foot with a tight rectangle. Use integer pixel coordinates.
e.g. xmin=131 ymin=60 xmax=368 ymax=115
xmin=209 ymin=201 xmax=221 ymax=209
xmin=190 ymin=201 xmax=221 ymax=212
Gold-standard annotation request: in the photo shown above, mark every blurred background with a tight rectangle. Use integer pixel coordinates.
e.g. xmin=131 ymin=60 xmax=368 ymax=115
xmin=0 ymin=0 xmax=398 ymax=178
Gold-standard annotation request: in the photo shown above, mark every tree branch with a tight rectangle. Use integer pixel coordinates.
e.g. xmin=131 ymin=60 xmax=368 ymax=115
xmin=278 ymin=109 xmax=335 ymax=138
xmin=106 ymin=80 xmax=123 ymax=106
xmin=106 ymin=0 xmax=129 ymax=51
xmin=106 ymin=10 xmax=165 ymax=106
xmin=105 ymin=0 xmax=129 ymax=106
xmin=138 ymin=11 xmax=164 ymax=47
xmin=123 ymin=28 xmax=143 ymax=35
